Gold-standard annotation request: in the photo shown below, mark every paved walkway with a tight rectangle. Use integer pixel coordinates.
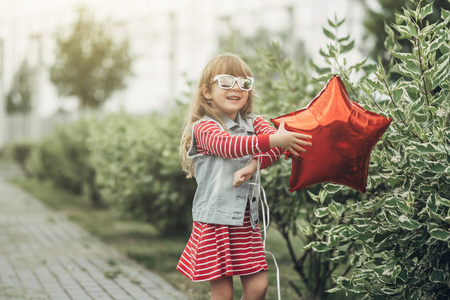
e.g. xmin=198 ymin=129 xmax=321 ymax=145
xmin=0 ymin=177 xmax=187 ymax=300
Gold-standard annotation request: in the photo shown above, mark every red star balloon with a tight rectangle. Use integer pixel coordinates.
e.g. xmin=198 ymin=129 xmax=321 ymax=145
xmin=271 ymin=75 xmax=392 ymax=193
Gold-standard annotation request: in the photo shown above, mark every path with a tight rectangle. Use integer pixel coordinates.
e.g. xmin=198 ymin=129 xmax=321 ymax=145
xmin=0 ymin=176 xmax=187 ymax=300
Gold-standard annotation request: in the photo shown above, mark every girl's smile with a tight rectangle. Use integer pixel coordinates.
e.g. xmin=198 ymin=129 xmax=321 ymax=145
xmin=205 ymin=81 xmax=249 ymax=121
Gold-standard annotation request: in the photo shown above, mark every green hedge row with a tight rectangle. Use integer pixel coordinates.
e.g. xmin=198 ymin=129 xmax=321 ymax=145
xmin=12 ymin=108 xmax=196 ymax=234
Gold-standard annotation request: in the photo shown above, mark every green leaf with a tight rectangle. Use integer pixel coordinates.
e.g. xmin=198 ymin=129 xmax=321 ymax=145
xmin=328 ymin=255 xmax=345 ymax=263
xmin=391 ymin=63 xmax=415 ymax=78
xmin=429 ymin=270 xmax=446 ymax=283
xmin=308 ymin=190 xmax=319 ymax=203
xmin=392 ymin=89 xmax=403 ymax=103
xmin=312 ymin=243 xmax=332 ymax=252
xmin=396 ymin=199 xmax=411 ymax=215
xmin=384 ymin=22 xmax=395 ymax=37
xmin=408 ymin=99 xmax=423 ymax=115
xmin=429 ymin=228 xmax=450 ymax=241
xmin=337 ymin=34 xmax=350 ymax=43
xmin=411 ymin=142 xmax=443 ymax=154
xmin=375 ymin=196 xmax=388 ymax=210
xmin=329 ymin=201 xmax=345 ymax=218
xmin=394 ymin=12 xmax=409 ymax=25
xmin=323 ymin=27 xmax=336 ymax=40
xmin=410 ymin=290 xmax=421 ymax=300
xmin=381 ymin=286 xmax=403 ymax=294
xmin=398 ymin=215 xmax=421 ymax=230
xmin=366 ymin=77 xmax=384 ymax=90
xmin=302 ymin=241 xmax=319 ymax=251
xmin=341 ymin=40 xmax=355 ymax=54
xmin=435 ymin=194 xmax=450 ymax=208
xmin=392 ymin=24 xmax=412 ymax=38
xmin=390 ymin=51 xmax=415 ymax=60
xmin=314 ymin=207 xmax=329 ymax=218
xmin=327 ymin=18 xmax=337 ymax=28
xmin=427 ymin=161 xmax=447 ymax=174
xmin=323 ymin=183 xmax=343 ymax=194
xmin=362 ymin=244 xmax=374 ymax=257
xmin=392 ymin=265 xmax=401 ymax=278
xmin=311 ymin=73 xmax=335 ymax=82
xmin=320 ymin=190 xmax=328 ymax=204
xmin=325 ymin=287 xmax=341 ymax=293
xmin=313 ymin=64 xmax=332 ymax=75
xmin=427 ymin=32 xmax=447 ymax=54
xmin=384 ymin=34 xmax=396 ymax=52
xmin=419 ymin=2 xmax=433 ymax=20
xmin=349 ymin=56 xmax=368 ymax=72
xmin=336 ymin=17 xmax=346 ymax=27
xmin=328 ymin=45 xmax=337 ymax=58
xmin=441 ymin=8 xmax=450 ymax=22
xmin=432 ymin=54 xmax=449 ymax=89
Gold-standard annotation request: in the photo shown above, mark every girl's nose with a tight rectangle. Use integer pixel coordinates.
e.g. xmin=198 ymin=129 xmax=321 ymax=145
xmin=231 ymin=81 xmax=240 ymax=91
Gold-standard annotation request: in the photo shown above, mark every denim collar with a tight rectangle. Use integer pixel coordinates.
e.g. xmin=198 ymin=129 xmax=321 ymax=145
xmin=221 ymin=112 xmax=254 ymax=132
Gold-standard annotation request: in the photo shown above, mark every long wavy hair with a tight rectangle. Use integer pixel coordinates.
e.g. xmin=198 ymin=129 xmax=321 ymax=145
xmin=180 ymin=53 xmax=255 ymax=178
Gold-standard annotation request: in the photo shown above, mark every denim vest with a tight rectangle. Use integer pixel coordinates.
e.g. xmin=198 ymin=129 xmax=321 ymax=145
xmin=188 ymin=113 xmax=261 ymax=228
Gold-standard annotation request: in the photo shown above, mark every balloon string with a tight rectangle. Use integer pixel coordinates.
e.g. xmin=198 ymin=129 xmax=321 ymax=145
xmin=249 ymin=154 xmax=281 ymax=300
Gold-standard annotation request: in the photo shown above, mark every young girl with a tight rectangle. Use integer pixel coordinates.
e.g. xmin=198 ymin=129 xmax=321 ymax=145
xmin=177 ymin=53 xmax=311 ymax=300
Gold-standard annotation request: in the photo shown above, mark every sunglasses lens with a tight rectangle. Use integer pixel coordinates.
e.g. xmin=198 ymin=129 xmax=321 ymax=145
xmin=238 ymin=78 xmax=252 ymax=90
xmin=218 ymin=75 xmax=234 ymax=88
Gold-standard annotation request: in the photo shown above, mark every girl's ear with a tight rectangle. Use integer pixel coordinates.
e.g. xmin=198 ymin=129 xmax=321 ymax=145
xmin=202 ymin=84 xmax=212 ymax=100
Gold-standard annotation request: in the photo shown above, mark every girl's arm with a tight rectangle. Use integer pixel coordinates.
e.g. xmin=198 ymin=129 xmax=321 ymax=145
xmin=195 ymin=119 xmax=311 ymax=161
xmin=253 ymin=117 xmax=312 ymax=169
xmin=252 ymin=117 xmax=284 ymax=169
xmin=194 ymin=121 xmax=272 ymax=159
xmin=233 ymin=117 xmax=312 ymax=188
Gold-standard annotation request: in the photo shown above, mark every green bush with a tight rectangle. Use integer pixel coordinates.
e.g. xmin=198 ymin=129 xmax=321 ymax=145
xmin=303 ymin=1 xmax=449 ymax=299
xmin=9 ymin=139 xmax=34 ymax=176
xmin=88 ymin=108 xmax=196 ymax=234
xmin=21 ymin=104 xmax=195 ymax=233
xmin=27 ymin=118 xmax=100 ymax=204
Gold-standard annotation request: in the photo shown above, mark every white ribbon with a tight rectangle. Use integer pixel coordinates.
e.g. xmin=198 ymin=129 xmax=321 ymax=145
xmin=249 ymin=154 xmax=281 ymax=300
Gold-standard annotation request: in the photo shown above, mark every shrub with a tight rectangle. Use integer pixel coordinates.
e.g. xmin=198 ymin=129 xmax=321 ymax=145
xmin=9 ymin=139 xmax=34 ymax=176
xmin=88 ymin=108 xmax=196 ymax=234
xmin=304 ymin=1 xmax=449 ymax=298
xmin=27 ymin=118 xmax=101 ymax=204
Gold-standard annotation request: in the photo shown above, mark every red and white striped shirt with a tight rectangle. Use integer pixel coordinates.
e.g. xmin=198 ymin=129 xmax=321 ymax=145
xmin=194 ymin=117 xmax=284 ymax=169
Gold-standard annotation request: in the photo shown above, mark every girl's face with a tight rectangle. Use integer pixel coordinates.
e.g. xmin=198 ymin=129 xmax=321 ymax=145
xmin=204 ymin=78 xmax=249 ymax=121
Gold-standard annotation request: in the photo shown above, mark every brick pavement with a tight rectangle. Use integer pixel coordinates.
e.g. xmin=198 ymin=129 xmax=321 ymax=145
xmin=0 ymin=177 xmax=187 ymax=300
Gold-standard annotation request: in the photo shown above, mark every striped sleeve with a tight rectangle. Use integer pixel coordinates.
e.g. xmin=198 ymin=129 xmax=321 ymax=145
xmin=252 ymin=117 xmax=284 ymax=170
xmin=194 ymin=121 xmax=272 ymax=159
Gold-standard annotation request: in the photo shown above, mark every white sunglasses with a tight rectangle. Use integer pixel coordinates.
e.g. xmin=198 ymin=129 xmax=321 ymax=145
xmin=212 ymin=74 xmax=254 ymax=91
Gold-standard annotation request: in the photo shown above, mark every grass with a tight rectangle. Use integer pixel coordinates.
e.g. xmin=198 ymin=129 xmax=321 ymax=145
xmin=7 ymin=177 xmax=337 ymax=299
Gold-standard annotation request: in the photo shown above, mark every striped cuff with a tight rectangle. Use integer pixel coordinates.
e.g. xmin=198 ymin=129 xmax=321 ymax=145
xmin=256 ymin=133 xmax=271 ymax=153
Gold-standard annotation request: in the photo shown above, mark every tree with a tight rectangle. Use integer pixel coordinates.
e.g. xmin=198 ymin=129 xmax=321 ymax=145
xmin=50 ymin=7 xmax=133 ymax=110
xmin=6 ymin=60 xmax=35 ymax=114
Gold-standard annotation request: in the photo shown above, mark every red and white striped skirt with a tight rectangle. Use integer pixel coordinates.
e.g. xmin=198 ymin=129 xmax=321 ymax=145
xmin=177 ymin=208 xmax=268 ymax=282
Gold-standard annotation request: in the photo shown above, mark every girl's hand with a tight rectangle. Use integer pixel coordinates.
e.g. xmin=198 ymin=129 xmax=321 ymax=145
xmin=269 ymin=118 xmax=312 ymax=157
xmin=233 ymin=159 xmax=258 ymax=188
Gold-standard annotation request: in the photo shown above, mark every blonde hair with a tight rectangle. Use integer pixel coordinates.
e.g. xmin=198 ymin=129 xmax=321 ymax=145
xmin=180 ymin=53 xmax=255 ymax=178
